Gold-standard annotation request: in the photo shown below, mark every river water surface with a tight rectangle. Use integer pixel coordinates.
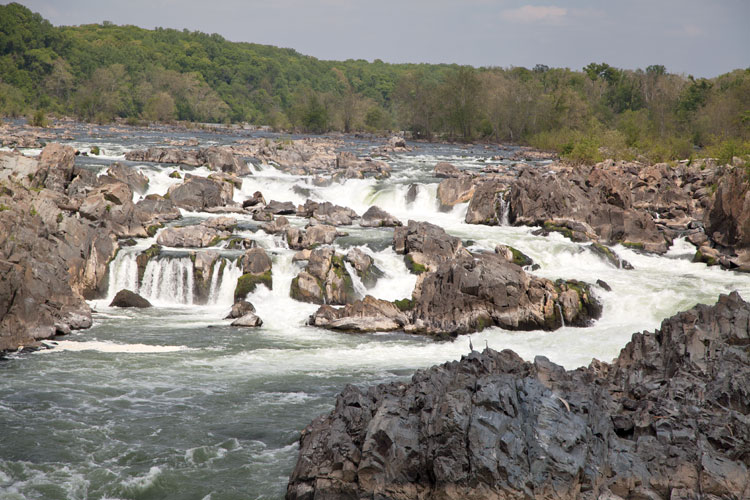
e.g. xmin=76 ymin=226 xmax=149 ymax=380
xmin=2 ymin=124 xmax=750 ymax=499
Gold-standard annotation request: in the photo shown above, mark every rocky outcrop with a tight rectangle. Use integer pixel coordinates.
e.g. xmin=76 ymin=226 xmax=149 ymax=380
xmin=703 ymin=166 xmax=750 ymax=270
xmin=296 ymin=200 xmax=359 ymax=225
xmin=359 ymin=206 xmax=402 ymax=227
xmin=156 ymin=221 xmax=231 ymax=248
xmin=288 ymin=292 xmax=750 ymax=500
xmin=166 ymin=174 xmax=235 ymax=211
xmin=393 ymin=220 xmax=468 ymax=273
xmin=464 ymin=180 xmax=507 ymax=225
xmin=234 ymin=248 xmax=273 ymax=302
xmin=309 ymin=251 xmax=599 ymax=337
xmin=109 ymin=289 xmax=152 ymax=308
xmin=106 ymin=163 xmax=149 ymax=195
xmin=309 ymin=295 xmax=408 ymax=332
xmin=436 ymin=175 xmax=475 ymax=210
xmin=290 ymin=247 xmax=356 ymax=305
xmin=0 ymin=146 xmax=124 ymax=351
xmin=345 ymin=248 xmax=383 ymax=288
xmin=231 ymin=313 xmax=263 ymax=327
xmin=124 ymin=146 xmax=250 ymax=175
xmin=433 ymin=162 xmax=462 ymax=178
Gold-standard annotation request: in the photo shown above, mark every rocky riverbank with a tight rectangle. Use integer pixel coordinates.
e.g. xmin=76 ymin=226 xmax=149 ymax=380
xmin=287 ymin=291 xmax=750 ymax=499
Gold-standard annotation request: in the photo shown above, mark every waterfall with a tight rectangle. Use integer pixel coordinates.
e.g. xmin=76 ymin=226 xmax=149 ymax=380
xmin=140 ymin=257 xmax=195 ymax=305
xmin=498 ymin=194 xmax=510 ymax=226
xmin=208 ymin=258 xmax=243 ymax=306
xmin=106 ymin=252 xmax=139 ymax=298
xmin=556 ymin=303 xmax=565 ymax=328
xmin=344 ymin=262 xmax=368 ymax=299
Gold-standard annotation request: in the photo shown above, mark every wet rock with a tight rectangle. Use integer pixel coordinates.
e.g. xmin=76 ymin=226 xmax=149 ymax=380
xmin=436 ymin=175 xmax=475 ymax=210
xmin=288 ymin=292 xmax=750 ymax=500
xmin=596 ymin=279 xmax=612 ymax=291
xmin=225 ymin=300 xmax=256 ymax=319
xmin=345 ymin=248 xmax=383 ymax=288
xmin=588 ymin=242 xmax=633 ymax=270
xmin=359 ymin=205 xmax=402 ymax=227
xmin=203 ymin=146 xmax=250 ymax=175
xmin=405 ymin=183 xmax=419 ymax=205
xmin=134 ymin=195 xmax=181 ymax=226
xmin=109 ymin=289 xmax=152 ymax=308
xmin=433 ymin=161 xmax=462 ymax=178
xmin=231 ymin=313 xmax=263 ymax=327
xmin=494 ymin=244 xmax=533 ymax=267
xmin=290 ymin=247 xmax=356 ymax=305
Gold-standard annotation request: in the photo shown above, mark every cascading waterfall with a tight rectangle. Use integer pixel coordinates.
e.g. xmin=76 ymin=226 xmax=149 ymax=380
xmin=344 ymin=261 xmax=368 ymax=299
xmin=208 ymin=258 xmax=243 ymax=305
xmin=106 ymin=252 xmax=139 ymax=298
xmin=556 ymin=303 xmax=565 ymax=328
xmin=498 ymin=194 xmax=510 ymax=226
xmin=140 ymin=257 xmax=195 ymax=305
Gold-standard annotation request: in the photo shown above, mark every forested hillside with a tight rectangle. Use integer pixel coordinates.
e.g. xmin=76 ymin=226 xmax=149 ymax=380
xmin=1 ymin=2 xmax=748 ymax=162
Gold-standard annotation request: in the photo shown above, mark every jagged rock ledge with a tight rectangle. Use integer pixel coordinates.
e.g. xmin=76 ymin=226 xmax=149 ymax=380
xmin=287 ymin=292 xmax=750 ymax=499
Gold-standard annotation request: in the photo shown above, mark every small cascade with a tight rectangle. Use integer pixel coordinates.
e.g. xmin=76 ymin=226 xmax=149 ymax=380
xmin=140 ymin=257 xmax=195 ymax=305
xmin=498 ymin=194 xmax=510 ymax=226
xmin=106 ymin=252 xmax=139 ymax=299
xmin=208 ymin=259 xmax=243 ymax=306
xmin=344 ymin=262 xmax=368 ymax=299
xmin=556 ymin=303 xmax=565 ymax=328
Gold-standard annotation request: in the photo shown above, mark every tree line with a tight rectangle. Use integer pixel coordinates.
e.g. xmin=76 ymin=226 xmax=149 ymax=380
xmin=1 ymin=2 xmax=748 ymax=163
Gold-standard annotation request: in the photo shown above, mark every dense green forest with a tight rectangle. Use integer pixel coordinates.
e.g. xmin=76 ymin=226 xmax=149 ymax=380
xmin=1 ymin=2 xmax=748 ymax=162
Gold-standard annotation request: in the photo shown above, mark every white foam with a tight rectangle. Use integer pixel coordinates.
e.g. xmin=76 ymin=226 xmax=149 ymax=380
xmin=40 ymin=341 xmax=189 ymax=354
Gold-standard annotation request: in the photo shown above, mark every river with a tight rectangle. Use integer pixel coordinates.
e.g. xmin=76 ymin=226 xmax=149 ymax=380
xmin=2 ymin=124 xmax=749 ymax=499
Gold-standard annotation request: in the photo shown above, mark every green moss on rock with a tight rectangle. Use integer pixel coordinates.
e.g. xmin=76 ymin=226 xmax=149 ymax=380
xmin=234 ymin=271 xmax=273 ymax=301
xmin=404 ymin=254 xmax=427 ymax=274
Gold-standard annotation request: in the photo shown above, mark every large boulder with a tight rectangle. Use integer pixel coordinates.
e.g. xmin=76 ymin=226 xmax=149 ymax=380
xmin=286 ymin=224 xmax=339 ymax=250
xmin=309 ymin=295 xmax=409 ymax=332
xmin=465 ymin=180 xmax=507 ymax=225
xmin=106 ymin=163 xmax=149 ymax=195
xmin=288 ymin=292 xmax=750 ymax=500
xmin=345 ymin=248 xmax=383 ymax=288
xmin=290 ymin=247 xmax=356 ymax=305
xmin=156 ymin=222 xmax=229 ymax=248
xmin=34 ymin=143 xmax=76 ymax=192
xmin=167 ymin=174 xmax=234 ymax=211
xmin=393 ymin=220 xmax=468 ymax=273
xmin=360 ymin=206 xmax=402 ymax=227
xmin=109 ymin=289 xmax=151 ymax=308
xmin=433 ymin=161 xmax=462 ymax=178
xmin=297 ymin=200 xmax=359 ymax=226
xmin=230 ymin=313 xmax=263 ymax=327
xmin=436 ymin=175 xmax=475 ymax=210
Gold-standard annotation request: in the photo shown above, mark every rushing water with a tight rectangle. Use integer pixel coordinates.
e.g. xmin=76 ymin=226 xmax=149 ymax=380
xmin=2 ymin=125 xmax=750 ymax=499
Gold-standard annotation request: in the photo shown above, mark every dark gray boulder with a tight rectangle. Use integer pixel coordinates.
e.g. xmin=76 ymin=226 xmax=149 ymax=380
xmin=109 ymin=289 xmax=151 ymax=308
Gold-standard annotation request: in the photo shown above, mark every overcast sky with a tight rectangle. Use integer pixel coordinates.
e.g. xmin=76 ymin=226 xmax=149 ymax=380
xmin=18 ymin=0 xmax=750 ymax=77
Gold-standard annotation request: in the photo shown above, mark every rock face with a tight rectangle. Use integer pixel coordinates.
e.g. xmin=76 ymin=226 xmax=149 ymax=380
xmin=125 ymin=146 xmax=250 ymax=175
xmin=464 ymin=180 xmax=507 ymax=225
xmin=703 ymin=166 xmax=750 ymax=270
xmin=436 ymin=175 xmax=475 ymax=210
xmin=109 ymin=289 xmax=151 ymax=308
xmin=287 ymin=292 xmax=750 ymax=500
xmin=290 ymin=247 xmax=356 ymax=305
xmin=0 ymin=146 xmax=127 ymax=350
xmin=502 ymin=161 xmax=715 ymax=254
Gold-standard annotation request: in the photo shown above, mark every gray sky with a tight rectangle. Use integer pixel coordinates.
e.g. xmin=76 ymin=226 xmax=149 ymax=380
xmin=18 ymin=0 xmax=750 ymax=77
